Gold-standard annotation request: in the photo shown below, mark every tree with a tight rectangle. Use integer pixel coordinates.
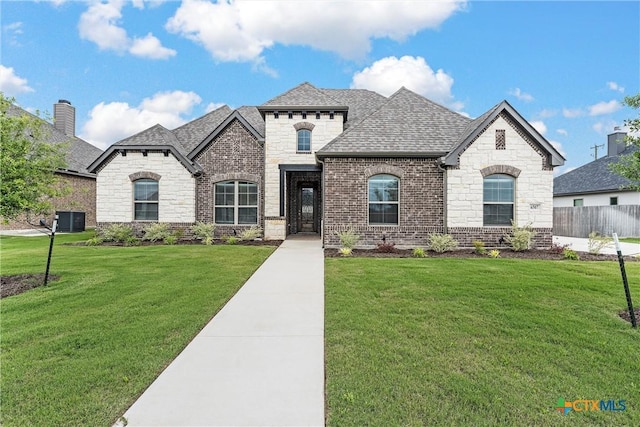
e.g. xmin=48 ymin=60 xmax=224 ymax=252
xmin=0 ymin=93 xmax=68 ymax=221
xmin=609 ymin=94 xmax=640 ymax=190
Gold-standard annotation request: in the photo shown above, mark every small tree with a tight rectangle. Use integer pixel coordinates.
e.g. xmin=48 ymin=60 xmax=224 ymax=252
xmin=609 ymin=94 xmax=640 ymax=190
xmin=0 ymin=94 xmax=68 ymax=221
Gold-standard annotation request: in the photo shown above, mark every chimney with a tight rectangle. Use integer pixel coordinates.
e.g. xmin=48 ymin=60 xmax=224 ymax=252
xmin=54 ymin=99 xmax=75 ymax=137
xmin=607 ymin=128 xmax=627 ymax=157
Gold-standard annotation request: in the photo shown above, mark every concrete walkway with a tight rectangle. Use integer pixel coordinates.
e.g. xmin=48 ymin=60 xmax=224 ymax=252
xmin=119 ymin=236 xmax=325 ymax=427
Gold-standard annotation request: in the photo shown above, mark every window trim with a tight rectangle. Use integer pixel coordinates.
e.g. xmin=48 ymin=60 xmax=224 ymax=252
xmin=368 ymin=174 xmax=400 ymax=226
xmin=297 ymin=129 xmax=312 ymax=153
xmin=483 ymin=174 xmax=515 ymax=226
xmin=610 ymin=196 xmax=618 ymax=206
xmin=214 ymin=180 xmax=259 ymax=225
xmin=133 ymin=178 xmax=159 ymax=221
xmin=573 ymin=198 xmax=584 ymax=207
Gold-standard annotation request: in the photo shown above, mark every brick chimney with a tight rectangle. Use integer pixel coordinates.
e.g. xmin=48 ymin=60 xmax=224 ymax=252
xmin=54 ymin=99 xmax=75 ymax=137
xmin=607 ymin=128 xmax=627 ymax=157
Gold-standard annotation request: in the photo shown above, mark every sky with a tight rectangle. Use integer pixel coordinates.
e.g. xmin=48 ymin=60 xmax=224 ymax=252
xmin=1 ymin=0 xmax=639 ymax=176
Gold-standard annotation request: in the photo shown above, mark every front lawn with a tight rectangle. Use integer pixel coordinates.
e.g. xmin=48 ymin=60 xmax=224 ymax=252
xmin=325 ymin=258 xmax=640 ymax=426
xmin=0 ymin=233 xmax=276 ymax=427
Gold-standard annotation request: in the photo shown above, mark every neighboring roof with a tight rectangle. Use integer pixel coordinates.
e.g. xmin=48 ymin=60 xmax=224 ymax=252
xmin=6 ymin=103 xmax=103 ymax=177
xmin=259 ymin=82 xmax=348 ymax=112
xmin=443 ymin=100 xmax=565 ymax=167
xmin=554 ymin=145 xmax=640 ymax=196
xmin=317 ymin=87 xmax=471 ymax=157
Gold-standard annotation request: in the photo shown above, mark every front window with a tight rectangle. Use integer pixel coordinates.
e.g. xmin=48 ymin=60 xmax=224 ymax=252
xmin=297 ymin=129 xmax=311 ymax=152
xmin=368 ymin=174 xmax=399 ymax=225
xmin=134 ymin=179 xmax=158 ymax=220
xmin=215 ymin=181 xmax=258 ymax=225
xmin=483 ymin=174 xmax=514 ymax=226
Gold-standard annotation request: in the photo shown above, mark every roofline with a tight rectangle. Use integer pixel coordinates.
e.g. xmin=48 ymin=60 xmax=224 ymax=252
xmin=443 ymin=100 xmax=566 ymax=167
xmin=553 ymin=188 xmax=639 ymax=197
xmin=88 ymin=145 xmax=202 ymax=175
xmin=55 ymin=169 xmax=96 ymax=179
xmin=316 ymin=150 xmax=447 ymax=159
xmin=257 ymin=105 xmax=349 ymax=112
xmin=188 ymin=110 xmax=264 ymax=160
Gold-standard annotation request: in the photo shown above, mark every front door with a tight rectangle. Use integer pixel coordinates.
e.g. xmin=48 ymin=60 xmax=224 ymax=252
xmin=299 ymin=185 xmax=316 ymax=232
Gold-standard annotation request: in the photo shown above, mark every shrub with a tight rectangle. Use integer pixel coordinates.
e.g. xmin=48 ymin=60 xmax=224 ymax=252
xmin=428 ymin=234 xmax=459 ymax=253
xmin=143 ymin=223 xmax=171 ymax=242
xmin=124 ymin=236 xmax=140 ymax=247
xmin=86 ymin=236 xmax=103 ymax=246
xmin=504 ymin=222 xmax=536 ymax=251
xmin=472 ymin=240 xmax=486 ymax=255
xmin=550 ymin=242 xmax=570 ymax=254
xmin=225 ymin=236 xmax=238 ymax=245
xmin=587 ymin=231 xmax=613 ymax=254
xmin=336 ymin=228 xmax=360 ymax=250
xmin=489 ymin=249 xmax=501 ymax=258
xmin=239 ymin=226 xmax=263 ymax=241
xmin=412 ymin=247 xmax=426 ymax=258
xmin=191 ymin=222 xmax=215 ymax=245
xmin=163 ymin=235 xmax=178 ymax=245
xmin=100 ymin=224 xmax=135 ymax=243
xmin=376 ymin=241 xmax=396 ymax=253
xmin=339 ymin=247 xmax=352 ymax=257
xmin=562 ymin=248 xmax=580 ymax=260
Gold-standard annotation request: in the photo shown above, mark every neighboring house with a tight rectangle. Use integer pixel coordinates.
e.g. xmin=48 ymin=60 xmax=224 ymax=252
xmin=1 ymin=100 xmax=104 ymax=230
xmin=554 ymin=131 xmax=640 ymax=207
xmin=89 ymin=83 xmax=564 ymax=248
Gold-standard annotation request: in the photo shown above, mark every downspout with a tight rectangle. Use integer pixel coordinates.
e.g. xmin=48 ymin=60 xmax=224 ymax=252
xmin=437 ymin=158 xmax=448 ymax=234
xmin=316 ymin=155 xmax=325 ymax=248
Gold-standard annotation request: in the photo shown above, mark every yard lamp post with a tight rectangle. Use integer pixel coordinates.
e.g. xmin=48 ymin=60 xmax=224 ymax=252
xmin=613 ymin=233 xmax=637 ymax=328
xmin=40 ymin=214 xmax=59 ymax=286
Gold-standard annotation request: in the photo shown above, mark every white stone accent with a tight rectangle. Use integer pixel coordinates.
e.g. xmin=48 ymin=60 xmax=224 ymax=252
xmin=264 ymin=218 xmax=286 ymax=240
xmin=554 ymin=191 xmax=640 ymax=207
xmin=447 ymin=116 xmax=554 ymax=228
xmin=264 ymin=112 xmax=344 ymax=218
xmin=96 ymin=152 xmax=195 ymax=223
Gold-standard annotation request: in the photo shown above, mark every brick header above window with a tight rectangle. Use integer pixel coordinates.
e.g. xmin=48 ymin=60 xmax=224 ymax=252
xmin=129 ymin=171 xmax=161 ymax=181
xmin=480 ymin=164 xmax=521 ymax=178
xmin=293 ymin=121 xmax=316 ymax=131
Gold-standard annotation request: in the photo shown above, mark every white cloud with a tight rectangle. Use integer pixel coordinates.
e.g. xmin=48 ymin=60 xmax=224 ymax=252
xmin=607 ymin=81 xmax=624 ymax=93
xmin=79 ymin=0 xmax=176 ymax=60
xmin=556 ymin=129 xmax=568 ymax=136
xmin=350 ymin=56 xmax=461 ymax=109
xmin=537 ymin=109 xmax=557 ymax=119
xmin=205 ymin=102 xmax=226 ymax=113
xmin=530 ymin=120 xmax=547 ymax=135
xmin=80 ymin=90 xmax=202 ymax=149
xmin=166 ymin=0 xmax=466 ymax=70
xmin=588 ymin=100 xmax=622 ymax=116
xmin=0 ymin=65 xmax=34 ymax=95
xmin=562 ymin=107 xmax=583 ymax=118
xmin=509 ymin=88 xmax=534 ymax=102
xmin=3 ymin=21 xmax=23 ymax=47
xmin=592 ymin=119 xmax=618 ymax=135
xmin=554 ymin=165 xmax=576 ymax=177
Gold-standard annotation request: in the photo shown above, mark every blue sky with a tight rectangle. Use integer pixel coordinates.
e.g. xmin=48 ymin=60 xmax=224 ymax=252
xmin=2 ymin=0 xmax=638 ymax=175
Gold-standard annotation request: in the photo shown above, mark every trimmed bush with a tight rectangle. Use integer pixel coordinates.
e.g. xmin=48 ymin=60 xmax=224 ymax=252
xmin=191 ymin=222 xmax=216 ymax=245
xmin=504 ymin=222 xmax=536 ymax=251
xmin=587 ymin=231 xmax=613 ymax=254
xmin=336 ymin=228 xmax=360 ymax=250
xmin=428 ymin=234 xmax=459 ymax=253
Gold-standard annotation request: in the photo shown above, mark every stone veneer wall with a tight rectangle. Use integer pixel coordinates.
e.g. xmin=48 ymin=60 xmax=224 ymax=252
xmin=193 ymin=119 xmax=265 ymax=237
xmin=323 ymin=157 xmax=445 ymax=247
xmin=95 ymin=150 xmax=196 ymax=223
xmin=447 ymin=113 xmax=555 ymax=248
xmin=263 ymin=111 xmax=344 ymax=239
xmin=0 ymin=172 xmax=97 ymax=230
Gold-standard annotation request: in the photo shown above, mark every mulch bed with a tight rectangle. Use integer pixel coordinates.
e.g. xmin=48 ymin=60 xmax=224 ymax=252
xmin=1 ymin=273 xmax=59 ymax=299
xmin=619 ymin=307 xmax=640 ymax=325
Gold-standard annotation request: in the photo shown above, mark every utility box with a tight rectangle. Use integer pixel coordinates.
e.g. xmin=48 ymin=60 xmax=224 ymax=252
xmin=56 ymin=211 xmax=86 ymax=232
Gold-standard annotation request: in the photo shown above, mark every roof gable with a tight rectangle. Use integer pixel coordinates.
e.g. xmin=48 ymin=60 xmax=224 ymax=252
xmin=317 ymin=87 xmax=471 ymax=157
xmin=173 ymin=105 xmax=233 ymax=153
xmin=443 ymin=100 xmax=565 ymax=167
xmin=260 ymin=82 xmax=347 ymax=111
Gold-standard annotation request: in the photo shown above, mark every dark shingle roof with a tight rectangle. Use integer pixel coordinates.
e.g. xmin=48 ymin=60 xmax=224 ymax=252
xmin=236 ymin=106 xmax=265 ymax=137
xmin=6 ymin=103 xmax=103 ymax=176
xmin=114 ymin=123 xmax=183 ymax=151
xmin=173 ymin=105 xmax=233 ymax=153
xmin=320 ymin=89 xmax=387 ymax=129
xmin=318 ymin=87 xmax=471 ymax=156
xmin=554 ymin=145 xmax=640 ymax=195
xmin=261 ymin=82 xmax=347 ymax=109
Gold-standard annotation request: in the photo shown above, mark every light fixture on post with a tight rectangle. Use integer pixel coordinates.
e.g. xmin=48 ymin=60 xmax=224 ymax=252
xmin=39 ymin=214 xmax=59 ymax=286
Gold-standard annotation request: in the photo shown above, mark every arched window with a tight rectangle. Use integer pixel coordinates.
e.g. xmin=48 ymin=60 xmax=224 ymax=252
xmin=133 ymin=178 xmax=159 ymax=220
xmin=368 ymin=174 xmax=399 ymax=225
xmin=297 ymin=129 xmax=311 ymax=153
xmin=483 ymin=174 xmax=515 ymax=225
xmin=215 ymin=181 xmax=258 ymax=224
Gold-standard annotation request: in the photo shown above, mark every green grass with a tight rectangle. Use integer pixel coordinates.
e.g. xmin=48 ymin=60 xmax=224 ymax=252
xmin=0 ymin=233 xmax=276 ymax=427
xmin=325 ymin=258 xmax=640 ymax=426
xmin=620 ymin=237 xmax=640 ymax=244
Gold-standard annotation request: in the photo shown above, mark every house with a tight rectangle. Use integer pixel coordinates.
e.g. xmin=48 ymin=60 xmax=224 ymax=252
xmin=554 ymin=131 xmax=640 ymax=207
xmin=1 ymin=100 xmax=103 ymax=231
xmin=89 ymin=83 xmax=564 ymax=248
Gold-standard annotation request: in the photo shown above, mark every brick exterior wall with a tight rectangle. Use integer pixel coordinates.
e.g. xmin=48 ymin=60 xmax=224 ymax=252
xmin=0 ymin=172 xmax=96 ymax=230
xmin=448 ymin=227 xmax=553 ymax=249
xmin=323 ymin=157 xmax=445 ymax=247
xmin=193 ymin=118 xmax=265 ymax=238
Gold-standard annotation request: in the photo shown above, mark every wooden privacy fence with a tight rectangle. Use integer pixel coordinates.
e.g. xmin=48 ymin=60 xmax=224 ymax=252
xmin=553 ymin=205 xmax=640 ymax=238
